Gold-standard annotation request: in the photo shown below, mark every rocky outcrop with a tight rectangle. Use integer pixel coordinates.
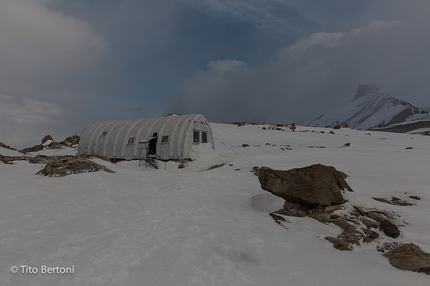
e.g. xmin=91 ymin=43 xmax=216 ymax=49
xmin=61 ymin=135 xmax=80 ymax=147
xmin=37 ymin=156 xmax=114 ymax=177
xmin=41 ymin=135 xmax=54 ymax=144
xmin=257 ymin=164 xmax=430 ymax=276
xmin=0 ymin=155 xmax=25 ymax=164
xmin=21 ymin=144 xmax=44 ymax=154
xmin=21 ymin=135 xmax=80 ymax=154
xmin=384 ymin=244 xmax=430 ymax=275
xmin=258 ymin=164 xmax=352 ymax=208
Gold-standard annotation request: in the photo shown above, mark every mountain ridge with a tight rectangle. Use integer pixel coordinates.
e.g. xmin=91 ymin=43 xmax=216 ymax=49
xmin=307 ymin=84 xmax=429 ymax=129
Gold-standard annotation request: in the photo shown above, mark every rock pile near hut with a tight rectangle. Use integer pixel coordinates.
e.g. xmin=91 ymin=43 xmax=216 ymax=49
xmin=36 ymin=156 xmax=114 ymax=177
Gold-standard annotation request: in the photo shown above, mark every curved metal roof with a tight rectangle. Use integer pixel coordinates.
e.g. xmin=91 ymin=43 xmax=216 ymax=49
xmin=77 ymin=114 xmax=214 ymax=160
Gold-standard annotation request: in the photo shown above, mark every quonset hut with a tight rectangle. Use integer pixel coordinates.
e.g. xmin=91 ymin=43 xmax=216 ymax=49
xmin=77 ymin=114 xmax=214 ymax=162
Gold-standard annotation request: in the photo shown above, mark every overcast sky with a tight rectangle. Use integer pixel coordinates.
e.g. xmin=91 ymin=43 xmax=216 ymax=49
xmin=1 ymin=0 xmax=430 ymax=148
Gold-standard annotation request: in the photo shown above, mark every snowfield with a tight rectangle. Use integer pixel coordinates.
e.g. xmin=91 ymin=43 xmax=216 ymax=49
xmin=1 ymin=123 xmax=429 ymax=285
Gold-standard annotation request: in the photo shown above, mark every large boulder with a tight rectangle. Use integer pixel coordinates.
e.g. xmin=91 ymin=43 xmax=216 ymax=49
xmin=258 ymin=164 xmax=353 ymax=207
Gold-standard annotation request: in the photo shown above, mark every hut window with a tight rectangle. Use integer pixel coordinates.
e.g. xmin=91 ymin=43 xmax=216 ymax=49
xmin=161 ymin=135 xmax=169 ymax=143
xmin=202 ymin=132 xmax=208 ymax=143
xmin=127 ymin=137 xmax=135 ymax=144
xmin=193 ymin=131 xmax=200 ymax=143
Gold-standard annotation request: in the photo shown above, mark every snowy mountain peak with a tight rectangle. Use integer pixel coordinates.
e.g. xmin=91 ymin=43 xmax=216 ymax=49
xmin=353 ymin=84 xmax=380 ymax=101
xmin=307 ymin=85 xmax=429 ymax=129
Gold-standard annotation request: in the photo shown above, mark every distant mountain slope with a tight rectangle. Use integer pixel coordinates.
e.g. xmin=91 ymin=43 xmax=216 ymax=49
xmin=307 ymin=84 xmax=429 ymax=129
xmin=369 ymin=120 xmax=430 ymax=135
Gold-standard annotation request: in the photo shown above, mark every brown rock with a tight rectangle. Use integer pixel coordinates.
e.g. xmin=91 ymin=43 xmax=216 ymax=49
xmin=41 ymin=135 xmax=54 ymax=144
xmin=361 ymin=219 xmax=380 ymax=229
xmin=21 ymin=144 xmax=44 ymax=154
xmin=384 ymin=243 xmax=430 ymax=275
xmin=366 ymin=211 xmax=386 ymax=223
xmin=28 ymin=155 xmax=50 ymax=164
xmin=325 ymin=237 xmax=352 ymax=251
xmin=61 ymin=135 xmax=80 ymax=147
xmin=258 ymin=164 xmax=352 ymax=207
xmin=380 ymin=220 xmax=400 ymax=238
xmin=354 ymin=206 xmax=367 ymax=216
xmin=325 ymin=205 xmax=342 ymax=213
xmin=362 ymin=228 xmax=379 ymax=239
xmin=36 ymin=156 xmax=114 ymax=177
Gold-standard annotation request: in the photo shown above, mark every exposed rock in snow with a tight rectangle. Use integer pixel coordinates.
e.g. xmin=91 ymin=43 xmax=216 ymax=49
xmin=37 ymin=156 xmax=114 ymax=177
xmin=384 ymin=244 xmax=430 ymax=275
xmin=258 ymin=164 xmax=352 ymax=207
xmin=308 ymin=84 xmax=429 ymax=129
xmin=41 ymin=135 xmax=54 ymax=145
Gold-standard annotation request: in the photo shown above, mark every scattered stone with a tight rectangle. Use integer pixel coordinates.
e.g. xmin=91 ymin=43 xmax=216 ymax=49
xmin=325 ymin=205 xmax=342 ymax=213
xmin=325 ymin=237 xmax=353 ymax=251
xmin=343 ymin=143 xmax=351 ymax=147
xmin=409 ymin=195 xmax=421 ymax=200
xmin=242 ymin=144 xmax=250 ymax=147
xmin=405 ymin=147 xmax=414 ymax=150
xmin=178 ymin=163 xmax=185 ymax=169
xmin=269 ymin=212 xmax=287 ymax=223
xmin=380 ymin=220 xmax=400 ymax=238
xmin=362 ymin=228 xmax=379 ymax=239
xmin=373 ymin=197 xmax=413 ymax=206
xmin=364 ymin=133 xmax=371 ymax=136
xmin=258 ymin=164 xmax=352 ymax=208
xmin=354 ymin=206 xmax=367 ymax=216
xmin=288 ymin=123 xmax=296 ymax=131
xmin=251 ymin=166 xmax=260 ymax=176
xmin=384 ymin=243 xmax=430 ymax=275
xmin=307 ymin=146 xmax=326 ymax=148
xmin=329 ymin=131 xmax=335 ymax=134
xmin=377 ymin=241 xmax=406 ymax=253
xmin=333 ymin=125 xmax=341 ymax=129
xmin=361 ymin=219 xmax=380 ymax=229
xmin=207 ymin=163 xmax=225 ymax=170
xmin=366 ymin=211 xmax=387 ymax=223
xmin=232 ymin=121 xmax=247 ymax=127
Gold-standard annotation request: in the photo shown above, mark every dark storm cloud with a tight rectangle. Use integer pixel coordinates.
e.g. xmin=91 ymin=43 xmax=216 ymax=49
xmin=1 ymin=0 xmax=430 ymax=148
xmin=168 ymin=2 xmax=430 ymax=124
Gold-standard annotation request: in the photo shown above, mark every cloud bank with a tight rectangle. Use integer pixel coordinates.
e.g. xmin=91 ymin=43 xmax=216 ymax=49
xmin=169 ymin=2 xmax=430 ymax=123
xmin=0 ymin=0 xmax=115 ymax=147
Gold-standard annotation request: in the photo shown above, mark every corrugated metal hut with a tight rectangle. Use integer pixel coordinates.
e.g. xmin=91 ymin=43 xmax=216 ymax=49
xmin=77 ymin=114 xmax=214 ymax=161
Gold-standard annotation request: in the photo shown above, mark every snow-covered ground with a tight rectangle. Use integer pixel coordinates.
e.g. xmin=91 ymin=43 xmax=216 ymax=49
xmin=0 ymin=147 xmax=23 ymax=157
xmin=1 ymin=124 xmax=429 ymax=285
